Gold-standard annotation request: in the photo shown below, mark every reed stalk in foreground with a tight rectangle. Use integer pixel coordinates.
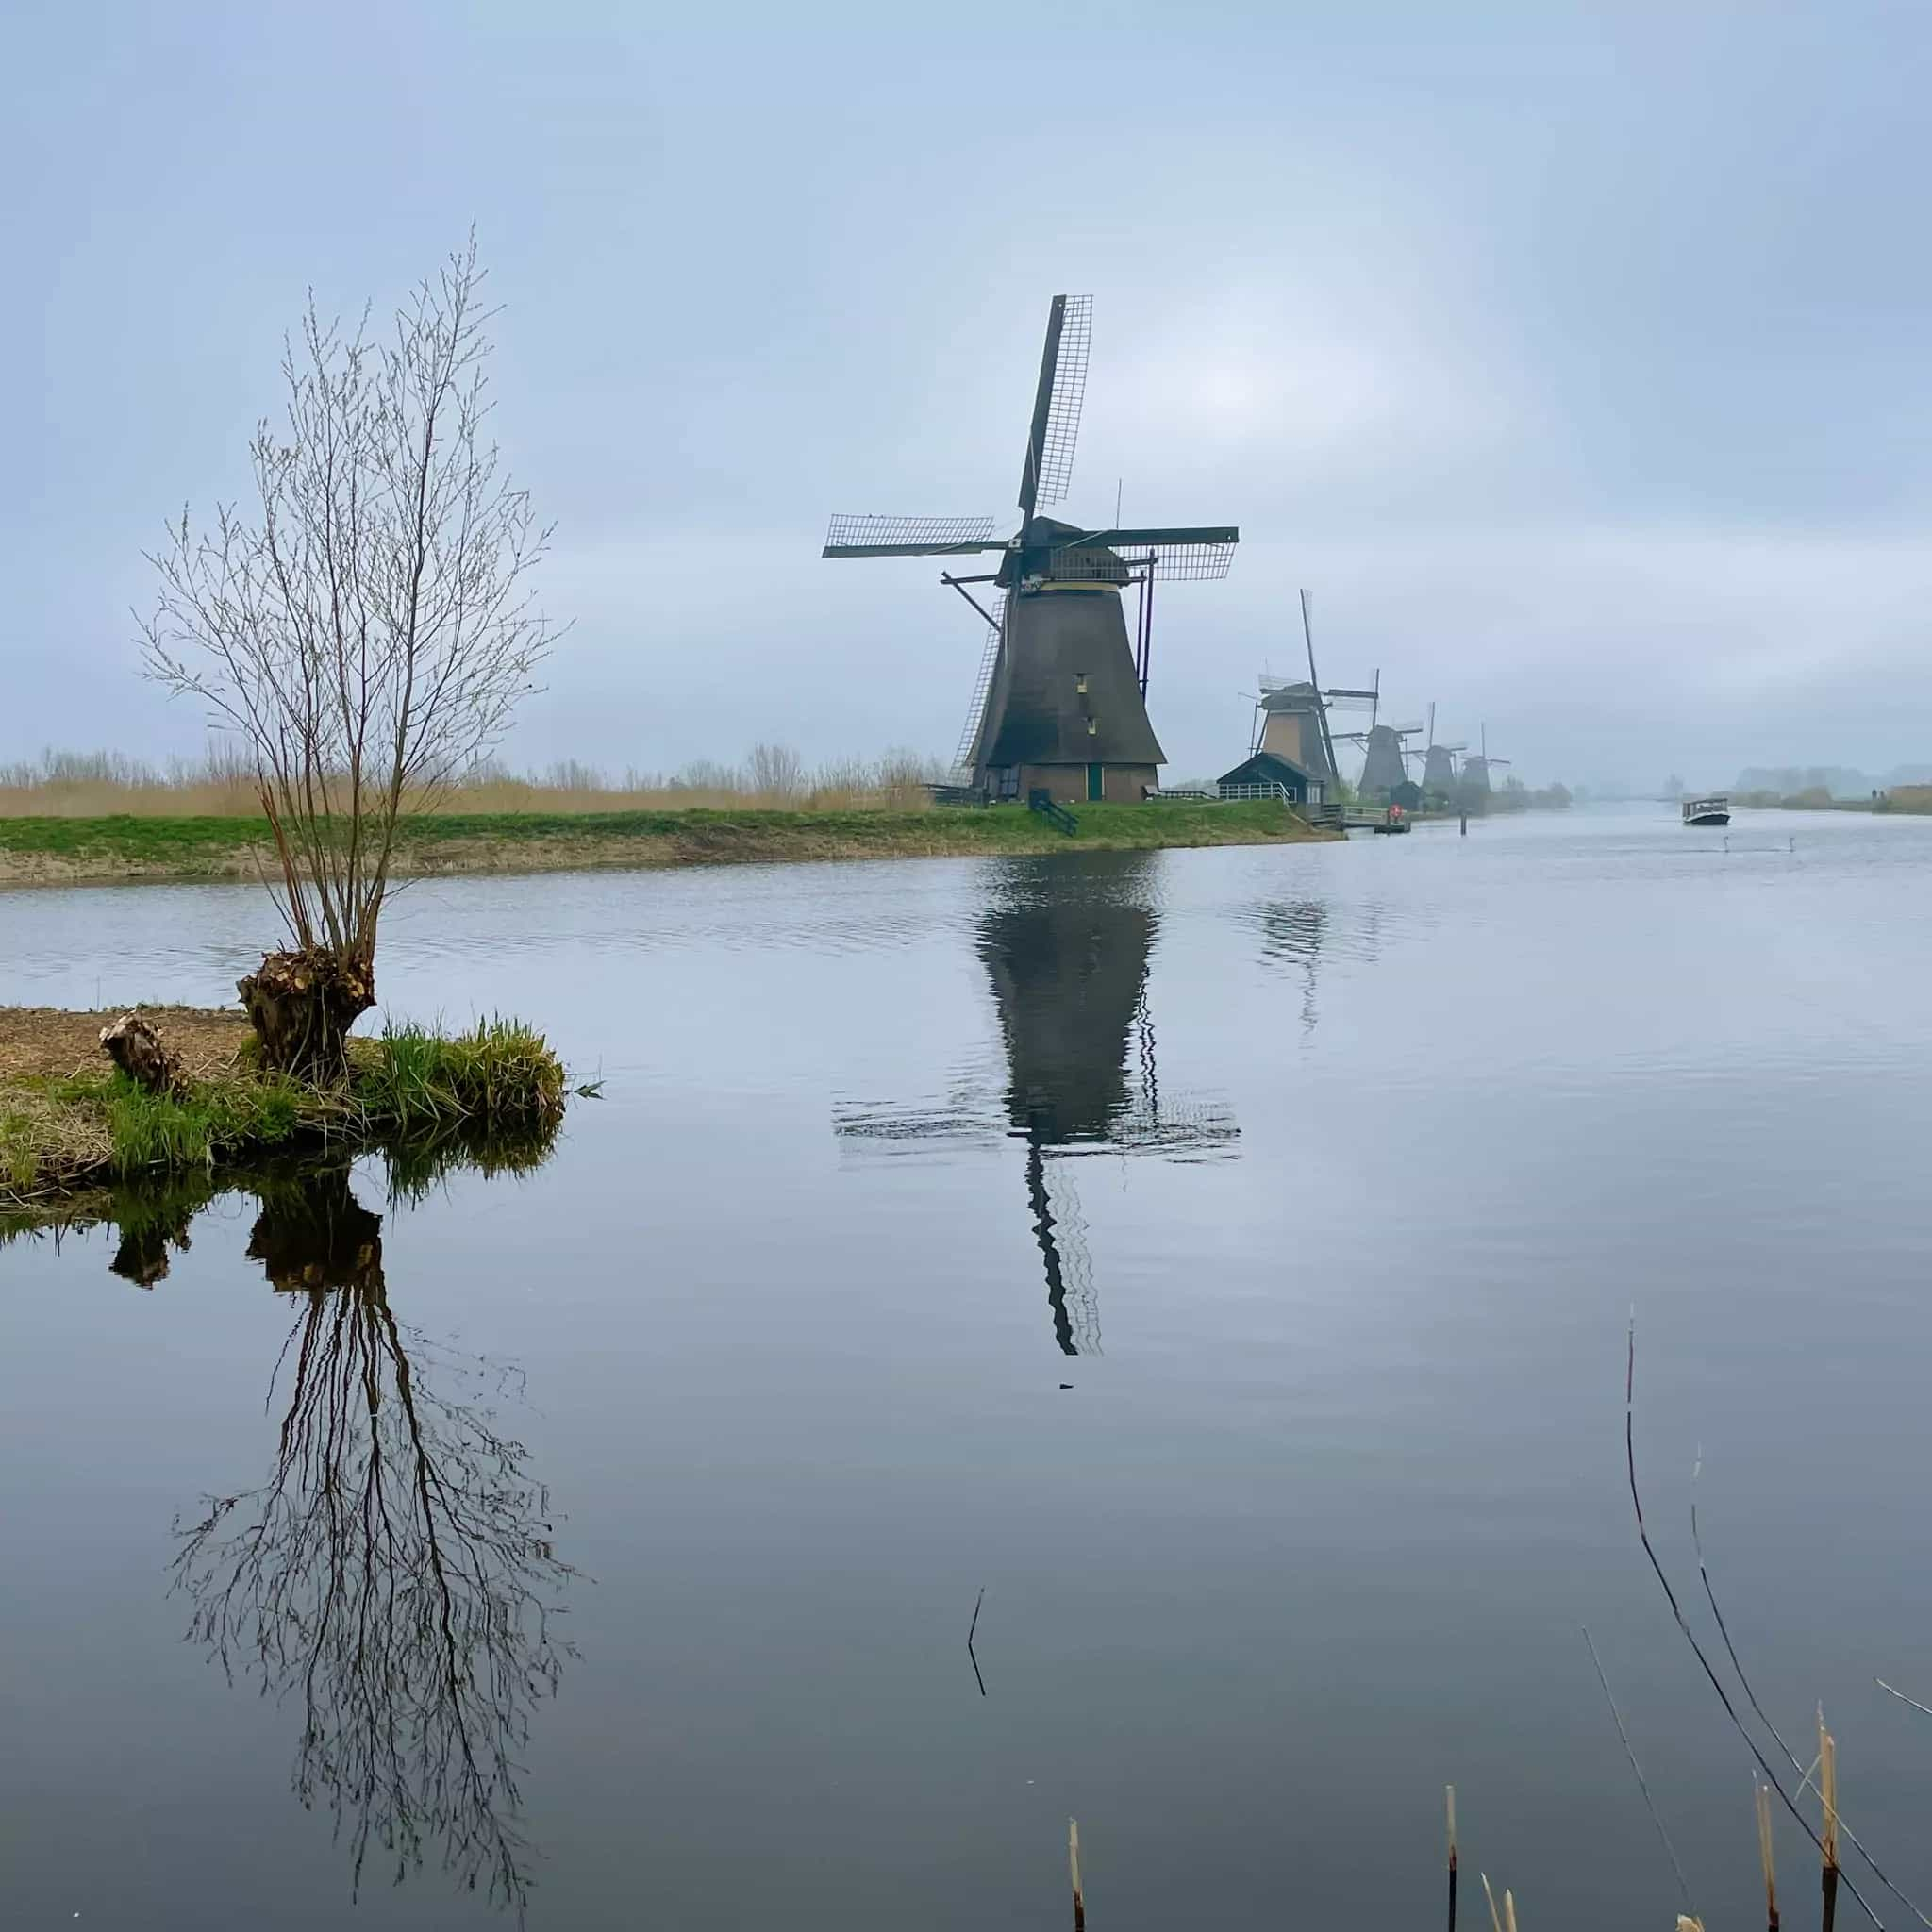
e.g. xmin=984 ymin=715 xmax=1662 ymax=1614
xmin=1756 ymin=1772 xmax=1781 ymax=1931
xmin=1069 ymin=1817 xmax=1084 ymax=1931
xmin=1480 ymin=1872 xmax=1504 ymax=1932
xmin=1446 ymin=1783 xmax=1457 ymax=1930
xmin=1820 ymin=1712 xmax=1840 ymax=1932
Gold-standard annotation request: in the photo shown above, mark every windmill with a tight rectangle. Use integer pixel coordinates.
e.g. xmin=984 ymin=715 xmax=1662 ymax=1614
xmin=1329 ymin=671 xmax=1424 ymax=801
xmin=1458 ymin=723 xmax=1512 ymax=799
xmin=1244 ymin=590 xmax=1379 ymax=791
xmin=823 ymin=296 xmax=1240 ymax=805
xmin=1415 ymin=703 xmax=1467 ymax=799
xmin=831 ymin=857 xmax=1236 ymax=1355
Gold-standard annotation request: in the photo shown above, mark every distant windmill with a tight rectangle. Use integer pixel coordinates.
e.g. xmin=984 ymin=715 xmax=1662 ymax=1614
xmin=1458 ymin=723 xmax=1512 ymax=799
xmin=1330 ymin=671 xmax=1424 ymax=800
xmin=823 ymin=296 xmax=1240 ymax=805
xmin=1243 ymin=589 xmax=1380 ymax=791
xmin=1415 ymin=702 xmax=1467 ymax=798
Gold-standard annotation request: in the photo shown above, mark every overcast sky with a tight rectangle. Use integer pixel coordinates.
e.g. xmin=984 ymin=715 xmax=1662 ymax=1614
xmin=7 ymin=1 xmax=1930 ymax=791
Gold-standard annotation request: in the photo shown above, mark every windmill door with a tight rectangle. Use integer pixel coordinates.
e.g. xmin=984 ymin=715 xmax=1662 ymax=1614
xmin=1087 ymin=762 xmax=1104 ymax=802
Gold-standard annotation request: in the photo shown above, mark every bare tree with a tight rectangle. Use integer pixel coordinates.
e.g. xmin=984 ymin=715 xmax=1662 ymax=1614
xmin=746 ymin=741 xmax=804 ymax=802
xmin=141 ymin=236 xmax=558 ymax=1079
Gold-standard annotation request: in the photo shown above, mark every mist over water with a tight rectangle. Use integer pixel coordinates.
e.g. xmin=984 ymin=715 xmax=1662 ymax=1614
xmin=6 ymin=806 xmax=1932 ymax=1927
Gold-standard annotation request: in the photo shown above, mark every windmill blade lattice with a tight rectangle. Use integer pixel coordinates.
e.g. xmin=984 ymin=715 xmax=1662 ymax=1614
xmin=953 ymin=592 xmax=1006 ymax=777
xmin=823 ymin=513 xmax=999 ymax=556
xmin=1033 ymin=294 xmax=1091 ymax=507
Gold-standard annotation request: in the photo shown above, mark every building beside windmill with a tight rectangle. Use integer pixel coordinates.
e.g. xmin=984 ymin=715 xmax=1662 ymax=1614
xmin=1216 ymin=677 xmax=1337 ymax=805
xmin=823 ymin=295 xmax=1239 ymax=807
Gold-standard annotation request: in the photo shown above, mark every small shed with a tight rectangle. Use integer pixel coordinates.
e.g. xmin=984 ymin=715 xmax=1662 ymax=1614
xmin=1215 ymin=750 xmax=1325 ymax=806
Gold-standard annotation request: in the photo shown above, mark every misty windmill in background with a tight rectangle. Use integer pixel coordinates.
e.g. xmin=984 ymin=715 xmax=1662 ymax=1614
xmin=1227 ymin=590 xmax=1386 ymax=807
xmin=823 ymin=296 xmax=1239 ymax=805
xmin=1329 ymin=670 xmax=1424 ymax=807
xmin=1414 ymin=704 xmax=1468 ymax=801
xmin=1458 ymin=724 xmax=1511 ymax=803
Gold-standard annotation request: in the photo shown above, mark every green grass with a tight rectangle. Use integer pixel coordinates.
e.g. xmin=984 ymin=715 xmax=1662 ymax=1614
xmin=358 ymin=1017 xmax=567 ymax=1132
xmin=0 ymin=1017 xmax=567 ymax=1207
xmin=0 ymin=797 xmax=1322 ymax=879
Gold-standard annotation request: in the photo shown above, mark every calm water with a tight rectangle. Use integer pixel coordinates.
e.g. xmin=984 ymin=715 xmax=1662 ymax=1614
xmin=7 ymin=805 xmax=1932 ymax=1928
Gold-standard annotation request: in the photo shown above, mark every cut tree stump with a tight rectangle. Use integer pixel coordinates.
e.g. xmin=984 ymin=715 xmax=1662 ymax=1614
xmin=237 ymin=948 xmax=375 ymax=1084
xmin=98 ymin=1012 xmax=189 ymax=1098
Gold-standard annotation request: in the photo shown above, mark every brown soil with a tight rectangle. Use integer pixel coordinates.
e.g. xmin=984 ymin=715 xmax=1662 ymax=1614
xmin=0 ymin=1006 xmax=251 ymax=1084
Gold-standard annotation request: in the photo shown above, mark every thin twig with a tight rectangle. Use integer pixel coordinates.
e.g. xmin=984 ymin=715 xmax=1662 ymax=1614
xmin=1874 ymin=1680 xmax=1932 ymax=1721
xmin=1623 ymin=1314 xmax=1885 ymax=1927
xmin=1446 ymin=1783 xmax=1457 ymax=1932
xmin=967 ymin=1587 xmax=986 ymax=1699
xmin=1582 ymin=1624 xmax=1695 ymax=1917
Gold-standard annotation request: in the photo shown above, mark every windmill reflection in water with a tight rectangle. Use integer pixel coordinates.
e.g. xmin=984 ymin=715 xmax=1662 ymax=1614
xmin=836 ymin=857 xmax=1238 ymax=1355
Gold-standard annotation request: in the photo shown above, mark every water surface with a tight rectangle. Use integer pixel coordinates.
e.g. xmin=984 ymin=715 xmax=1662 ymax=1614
xmin=6 ymin=806 xmax=1932 ymax=1928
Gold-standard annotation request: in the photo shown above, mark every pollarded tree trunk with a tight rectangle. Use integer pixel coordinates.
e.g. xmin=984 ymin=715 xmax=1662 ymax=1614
xmin=99 ymin=1012 xmax=189 ymax=1098
xmin=237 ymin=948 xmax=375 ymax=1085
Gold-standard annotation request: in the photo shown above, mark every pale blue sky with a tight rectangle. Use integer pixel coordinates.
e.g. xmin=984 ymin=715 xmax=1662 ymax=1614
xmin=6 ymin=1 xmax=1930 ymax=789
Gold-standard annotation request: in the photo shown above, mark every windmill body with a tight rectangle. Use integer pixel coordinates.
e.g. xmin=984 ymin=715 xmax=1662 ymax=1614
xmin=1457 ymin=724 xmax=1510 ymax=806
xmin=824 ymin=296 xmax=1237 ymax=806
xmin=1255 ymin=681 xmax=1338 ymax=788
xmin=1357 ymin=724 xmax=1410 ymax=799
xmin=1416 ymin=703 xmax=1466 ymax=802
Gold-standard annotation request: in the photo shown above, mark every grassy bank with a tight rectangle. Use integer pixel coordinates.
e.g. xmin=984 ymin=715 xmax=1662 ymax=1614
xmin=1734 ymin=784 xmax=1932 ymax=813
xmin=0 ymin=798 xmax=1330 ymax=887
xmin=0 ymin=1008 xmax=567 ymax=1208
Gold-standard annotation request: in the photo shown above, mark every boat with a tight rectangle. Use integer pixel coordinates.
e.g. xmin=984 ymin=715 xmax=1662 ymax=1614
xmin=1682 ymin=794 xmax=1730 ymax=826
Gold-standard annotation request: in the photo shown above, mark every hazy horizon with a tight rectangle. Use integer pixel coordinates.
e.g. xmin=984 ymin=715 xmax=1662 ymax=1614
xmin=8 ymin=3 xmax=1931 ymax=793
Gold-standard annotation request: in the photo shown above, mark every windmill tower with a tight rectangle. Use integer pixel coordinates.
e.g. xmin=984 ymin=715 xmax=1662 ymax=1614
xmin=823 ymin=296 xmax=1240 ymax=806
xmin=1330 ymin=672 xmax=1423 ymax=801
xmin=1458 ymin=723 xmax=1511 ymax=801
xmin=1417 ymin=703 xmax=1466 ymax=799
xmin=1247 ymin=589 xmax=1381 ymax=790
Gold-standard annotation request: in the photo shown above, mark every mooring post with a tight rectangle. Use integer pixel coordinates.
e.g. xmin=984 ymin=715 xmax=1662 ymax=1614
xmin=1459 ymin=811 xmax=1468 ymax=836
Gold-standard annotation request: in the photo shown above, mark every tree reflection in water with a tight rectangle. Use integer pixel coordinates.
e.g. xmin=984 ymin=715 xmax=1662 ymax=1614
xmin=171 ymin=1161 xmax=574 ymax=1912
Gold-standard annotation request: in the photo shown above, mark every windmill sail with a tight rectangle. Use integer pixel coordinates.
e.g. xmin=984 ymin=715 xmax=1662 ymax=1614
xmin=1018 ymin=294 xmax=1091 ymax=518
xmin=823 ymin=513 xmax=1001 ymax=558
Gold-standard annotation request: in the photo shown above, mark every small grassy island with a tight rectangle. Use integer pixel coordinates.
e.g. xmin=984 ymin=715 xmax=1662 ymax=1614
xmin=0 ymin=1007 xmax=567 ymax=1217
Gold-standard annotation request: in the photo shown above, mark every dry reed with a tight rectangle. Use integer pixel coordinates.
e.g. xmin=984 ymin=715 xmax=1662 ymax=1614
xmin=1069 ymin=1817 xmax=1084 ymax=1931
xmin=1820 ymin=1712 xmax=1840 ymax=1932
xmin=0 ymin=743 xmax=950 ymax=819
xmin=1446 ymin=1783 xmax=1457 ymax=1931
xmin=1480 ymin=1872 xmax=1504 ymax=1932
xmin=1756 ymin=1772 xmax=1780 ymax=1931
